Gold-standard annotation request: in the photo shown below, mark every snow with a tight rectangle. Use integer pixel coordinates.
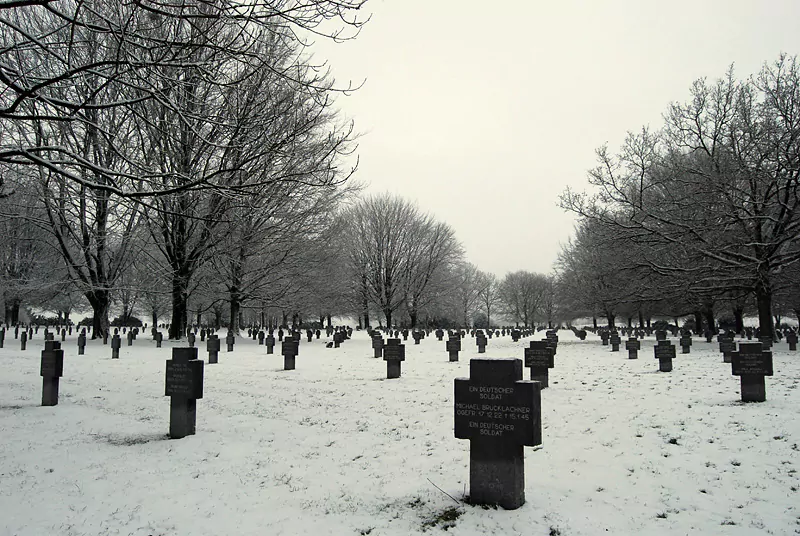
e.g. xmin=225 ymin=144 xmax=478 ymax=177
xmin=1 ymin=329 xmax=798 ymax=535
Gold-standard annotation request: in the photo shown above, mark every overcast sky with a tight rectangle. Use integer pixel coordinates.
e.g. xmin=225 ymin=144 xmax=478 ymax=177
xmin=312 ymin=0 xmax=800 ymax=276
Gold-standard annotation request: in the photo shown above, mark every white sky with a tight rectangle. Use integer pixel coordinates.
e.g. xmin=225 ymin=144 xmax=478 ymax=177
xmin=312 ymin=0 xmax=800 ymax=276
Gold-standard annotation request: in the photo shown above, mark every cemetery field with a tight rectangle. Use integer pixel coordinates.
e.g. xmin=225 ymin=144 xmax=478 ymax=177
xmin=1 ymin=331 xmax=799 ymax=536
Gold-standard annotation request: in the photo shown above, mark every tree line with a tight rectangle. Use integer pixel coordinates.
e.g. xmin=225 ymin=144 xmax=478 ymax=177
xmin=558 ymin=55 xmax=800 ymax=337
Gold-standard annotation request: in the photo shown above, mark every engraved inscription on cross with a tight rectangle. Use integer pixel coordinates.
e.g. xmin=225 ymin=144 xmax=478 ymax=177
xmin=731 ymin=342 xmax=773 ymax=402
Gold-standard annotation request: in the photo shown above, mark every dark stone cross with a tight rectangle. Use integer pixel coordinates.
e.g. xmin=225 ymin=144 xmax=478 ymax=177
xmin=258 ymin=331 xmax=265 ymax=345
xmin=719 ymin=336 xmax=736 ymax=364
xmin=625 ymin=337 xmax=640 ymax=359
xmin=679 ymin=334 xmax=692 ymax=354
xmin=655 ymin=330 xmax=667 ymax=342
xmin=111 ymin=334 xmax=121 ymax=359
xmin=165 ymin=347 xmax=204 ymax=439
xmin=371 ymin=335 xmax=384 ymax=358
xmin=654 ymin=340 xmax=676 ymax=372
xmin=383 ymin=338 xmax=405 ymax=379
xmin=524 ymin=341 xmax=554 ymax=388
xmin=476 ymin=332 xmax=487 ymax=354
xmin=731 ymin=342 xmax=773 ymax=402
xmin=435 ymin=328 xmax=444 ymax=341
xmin=600 ymin=331 xmax=609 ymax=346
xmin=77 ymin=329 xmax=86 ymax=355
xmin=40 ymin=340 xmax=64 ymax=406
xmin=156 ymin=331 xmax=164 ymax=348
xmin=454 ymin=359 xmax=542 ymax=510
xmin=282 ymin=339 xmax=299 ymax=370
xmin=786 ymin=331 xmax=797 ymax=351
xmin=446 ymin=336 xmax=461 ymax=362
xmin=511 ymin=330 xmax=521 ymax=342
xmin=0 ymin=327 xmax=4 ymax=348
xmin=20 ymin=331 xmax=27 ymax=351
xmin=412 ymin=330 xmax=422 ymax=345
xmin=609 ymin=332 xmax=621 ymax=352
xmin=226 ymin=332 xmax=235 ymax=352
xmin=207 ymin=335 xmax=220 ymax=364
xmin=186 ymin=331 xmax=194 ymax=348
xmin=60 ymin=328 xmax=66 ymax=342
xmin=265 ymin=333 xmax=275 ymax=354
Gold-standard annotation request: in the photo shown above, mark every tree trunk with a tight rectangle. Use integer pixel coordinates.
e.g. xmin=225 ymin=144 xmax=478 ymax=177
xmin=409 ymin=309 xmax=418 ymax=329
xmin=229 ymin=286 xmax=240 ymax=334
xmin=733 ymin=307 xmax=744 ymax=335
xmin=169 ymin=270 xmax=190 ymax=340
xmin=326 ymin=314 xmax=331 ymax=328
xmin=384 ymin=309 xmax=392 ymax=328
xmin=86 ymin=291 xmax=110 ymax=340
xmin=754 ymin=281 xmax=775 ymax=341
xmin=704 ymin=309 xmax=715 ymax=334
xmin=592 ymin=316 xmax=597 ymax=329
xmin=606 ymin=313 xmax=615 ymax=330
xmin=693 ymin=311 xmax=703 ymax=335
xmin=638 ymin=310 xmax=645 ymax=328
xmin=627 ymin=316 xmax=633 ymax=328
xmin=152 ymin=311 xmax=158 ymax=327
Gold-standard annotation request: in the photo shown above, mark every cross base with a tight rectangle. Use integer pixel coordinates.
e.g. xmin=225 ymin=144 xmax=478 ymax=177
xmin=469 ymin=438 xmax=524 ymax=510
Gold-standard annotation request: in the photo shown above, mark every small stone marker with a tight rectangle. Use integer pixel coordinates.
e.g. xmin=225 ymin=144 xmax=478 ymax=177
xmin=165 ymin=347 xmax=204 ymax=439
xmin=258 ymin=331 xmax=265 ymax=345
xmin=476 ymin=331 xmax=487 ymax=353
xmin=0 ymin=327 xmax=4 ymax=348
xmin=40 ymin=340 xmax=64 ymax=406
xmin=524 ymin=341 xmax=554 ymax=388
xmin=719 ymin=335 xmax=736 ymax=363
xmin=679 ymin=333 xmax=692 ymax=354
xmin=446 ymin=336 xmax=461 ymax=362
xmin=654 ymin=340 xmax=676 ymax=372
xmin=156 ymin=331 xmax=164 ymax=348
xmin=655 ymin=330 xmax=667 ymax=342
xmin=371 ymin=334 xmax=384 ymax=358
xmin=787 ymin=331 xmax=797 ymax=351
xmin=186 ymin=331 xmax=194 ymax=348
xmin=454 ymin=358 xmax=542 ymax=510
xmin=625 ymin=337 xmax=640 ymax=359
xmin=600 ymin=331 xmax=609 ymax=346
xmin=731 ymin=342 xmax=773 ymax=402
xmin=60 ymin=328 xmax=66 ymax=341
xmin=412 ymin=330 xmax=422 ymax=345
xmin=226 ymin=331 xmax=235 ymax=352
xmin=200 ymin=329 xmax=206 ymax=342
xmin=609 ymin=332 xmax=621 ymax=352
xmin=111 ymin=334 xmax=121 ymax=358
xmin=383 ymin=338 xmax=405 ymax=379
xmin=282 ymin=339 xmax=299 ymax=370
xmin=20 ymin=331 xmax=27 ymax=351
xmin=435 ymin=328 xmax=444 ymax=341
xmin=207 ymin=334 xmax=220 ymax=364
xmin=77 ymin=330 xmax=86 ymax=355
xmin=265 ymin=333 xmax=275 ymax=354
xmin=333 ymin=331 xmax=343 ymax=348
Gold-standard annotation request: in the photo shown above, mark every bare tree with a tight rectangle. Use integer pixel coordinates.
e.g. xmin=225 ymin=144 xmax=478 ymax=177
xmin=476 ymin=271 xmax=500 ymax=328
xmin=498 ymin=270 xmax=549 ymax=328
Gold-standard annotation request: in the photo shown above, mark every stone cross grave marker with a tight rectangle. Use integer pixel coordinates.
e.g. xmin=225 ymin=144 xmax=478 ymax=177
xmin=111 ymin=334 xmax=121 ymax=359
xmin=77 ymin=329 xmax=86 ymax=355
xmin=156 ymin=331 xmax=164 ymax=348
xmin=454 ymin=358 xmax=542 ymax=510
xmin=446 ymin=335 xmax=461 ymax=362
xmin=383 ymin=338 xmax=405 ymax=379
xmin=654 ymin=340 xmax=676 ymax=372
xmin=258 ymin=331 xmax=265 ymax=345
xmin=40 ymin=340 xmax=64 ymax=406
xmin=731 ymin=342 xmax=773 ymax=402
xmin=20 ymin=331 xmax=27 ymax=351
xmin=719 ymin=335 xmax=736 ymax=364
xmin=679 ymin=333 xmax=692 ymax=354
xmin=60 ymin=328 xmax=66 ymax=342
xmin=186 ymin=331 xmax=194 ymax=348
xmin=600 ymin=331 xmax=609 ymax=346
xmin=625 ymin=337 xmax=640 ymax=359
xmin=786 ymin=331 xmax=797 ymax=351
xmin=511 ymin=329 xmax=521 ymax=342
xmin=126 ymin=330 xmax=134 ymax=346
xmin=655 ymin=330 xmax=667 ymax=342
xmin=524 ymin=341 xmax=554 ymax=388
xmin=609 ymin=332 xmax=621 ymax=352
xmin=412 ymin=330 xmax=422 ymax=345
xmin=207 ymin=334 xmax=220 ymax=364
xmin=0 ymin=327 xmax=4 ymax=348
xmin=265 ymin=333 xmax=275 ymax=354
xmin=476 ymin=331 xmax=487 ymax=354
xmin=226 ymin=331 xmax=235 ymax=352
xmin=435 ymin=328 xmax=444 ymax=341
xmin=282 ymin=338 xmax=299 ymax=370
xmin=371 ymin=334 xmax=384 ymax=358
xmin=165 ymin=347 xmax=204 ymax=439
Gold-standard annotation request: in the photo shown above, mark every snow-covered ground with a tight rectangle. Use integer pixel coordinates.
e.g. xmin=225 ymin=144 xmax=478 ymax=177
xmin=0 ymin=329 xmax=798 ymax=535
